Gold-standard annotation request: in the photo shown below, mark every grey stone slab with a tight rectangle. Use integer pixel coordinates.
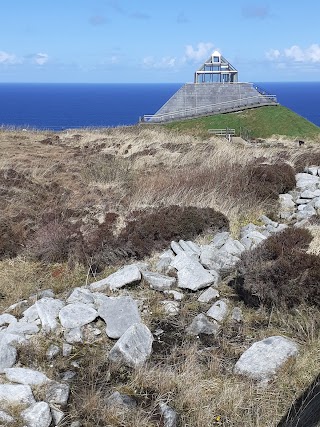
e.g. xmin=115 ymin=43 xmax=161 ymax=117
xmin=304 ymin=166 xmax=320 ymax=176
xmin=64 ymin=327 xmax=83 ymax=344
xmin=46 ymin=381 xmax=70 ymax=407
xmin=207 ymin=299 xmax=229 ymax=323
xmin=0 ymin=384 xmax=35 ymax=406
xmin=59 ymin=303 xmax=98 ymax=329
xmin=22 ymin=304 xmax=39 ymax=323
xmin=51 ymin=407 xmax=65 ymax=425
xmin=200 ymin=245 xmax=221 ymax=271
xmin=240 ymin=231 xmax=267 ymax=250
xmin=0 ymin=344 xmax=17 ymax=373
xmin=6 ymin=320 xmax=39 ymax=336
xmin=4 ymin=367 xmax=49 ymax=386
xmin=260 ymin=215 xmax=278 ymax=227
xmin=240 ymin=223 xmax=260 ymax=238
xmin=21 ymin=402 xmax=52 ymax=427
xmin=109 ymin=323 xmax=153 ymax=368
xmin=186 ymin=314 xmax=219 ymax=336
xmin=90 ymin=264 xmax=141 ymax=291
xmin=220 ymin=238 xmax=245 ymax=257
xmin=234 ymin=336 xmax=298 ymax=381
xmin=232 ymin=307 xmax=243 ymax=322
xmin=164 ymin=290 xmax=184 ymax=301
xmin=211 ymin=232 xmax=230 ymax=249
xmin=66 ymin=287 xmax=95 ymax=305
xmin=198 ymin=287 xmax=220 ymax=303
xmin=36 ymin=297 xmax=65 ymax=333
xmin=96 ymin=295 xmax=141 ymax=339
xmin=142 ymin=270 xmax=176 ymax=291
xmin=0 ymin=314 xmax=16 ymax=327
xmin=279 ymin=193 xmax=295 ymax=209
xmin=170 ymin=241 xmax=184 ymax=255
xmin=296 ymin=173 xmax=320 ymax=189
xmin=159 ymin=402 xmax=178 ymax=427
xmin=46 ymin=344 xmax=60 ymax=360
xmin=300 ymin=189 xmax=320 ymax=198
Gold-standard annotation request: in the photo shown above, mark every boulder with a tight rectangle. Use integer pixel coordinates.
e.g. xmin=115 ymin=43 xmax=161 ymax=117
xmin=296 ymin=173 xmax=320 ymax=189
xmin=220 ymin=238 xmax=245 ymax=257
xmin=0 ymin=314 xmax=16 ymax=326
xmin=59 ymin=303 xmax=98 ymax=329
xmin=207 ymin=299 xmax=229 ymax=323
xmin=234 ymin=336 xmax=298 ymax=381
xmin=90 ymin=264 xmax=141 ymax=291
xmin=198 ymin=287 xmax=220 ymax=303
xmin=211 ymin=232 xmax=230 ymax=249
xmin=36 ymin=297 xmax=65 ymax=333
xmin=240 ymin=230 xmax=267 ymax=250
xmin=64 ymin=327 xmax=83 ymax=344
xmin=0 ymin=384 xmax=35 ymax=406
xmin=279 ymin=193 xmax=295 ymax=210
xmin=21 ymin=402 xmax=52 ymax=427
xmin=142 ymin=270 xmax=176 ymax=291
xmin=109 ymin=323 xmax=153 ymax=368
xmin=66 ymin=287 xmax=95 ymax=305
xmin=46 ymin=381 xmax=70 ymax=407
xmin=6 ymin=320 xmax=39 ymax=336
xmin=4 ymin=367 xmax=50 ymax=386
xmin=96 ymin=294 xmax=141 ymax=339
xmin=21 ymin=305 xmax=39 ymax=323
xmin=186 ymin=314 xmax=219 ymax=336
xmin=0 ymin=344 xmax=17 ymax=373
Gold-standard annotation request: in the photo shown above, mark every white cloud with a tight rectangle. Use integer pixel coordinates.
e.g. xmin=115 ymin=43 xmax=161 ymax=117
xmin=34 ymin=53 xmax=49 ymax=65
xmin=143 ymin=56 xmax=176 ymax=69
xmin=265 ymin=49 xmax=280 ymax=61
xmin=267 ymin=44 xmax=320 ymax=63
xmin=0 ymin=50 xmax=19 ymax=64
xmin=184 ymin=42 xmax=214 ymax=62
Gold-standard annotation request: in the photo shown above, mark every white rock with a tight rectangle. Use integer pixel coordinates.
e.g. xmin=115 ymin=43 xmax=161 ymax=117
xmin=109 ymin=323 xmax=153 ymax=368
xmin=62 ymin=343 xmax=73 ymax=357
xmin=279 ymin=193 xmax=296 ymax=209
xmin=51 ymin=407 xmax=64 ymax=425
xmin=161 ymin=300 xmax=180 ymax=315
xmin=207 ymin=299 xmax=229 ymax=322
xmin=163 ymin=290 xmax=184 ymax=301
xmin=0 ymin=314 xmax=16 ymax=326
xmin=300 ymin=189 xmax=320 ymax=198
xmin=240 ymin=230 xmax=267 ymax=250
xmin=90 ymin=264 xmax=141 ymax=291
xmin=220 ymin=238 xmax=245 ymax=257
xmin=0 ymin=410 xmax=14 ymax=423
xmin=64 ymin=327 xmax=83 ymax=344
xmin=66 ymin=287 xmax=95 ymax=305
xmin=171 ymin=252 xmax=218 ymax=291
xmin=211 ymin=232 xmax=230 ymax=249
xmin=0 ymin=384 xmax=35 ymax=406
xmin=46 ymin=344 xmax=60 ymax=360
xmin=21 ymin=305 xmax=39 ymax=323
xmin=142 ymin=270 xmax=176 ymax=291
xmin=0 ymin=343 xmax=17 ymax=373
xmin=96 ymin=295 xmax=141 ymax=339
xmin=296 ymin=173 xmax=320 ymax=189
xmin=36 ymin=298 xmax=65 ymax=333
xmin=186 ymin=314 xmax=219 ymax=336
xmin=21 ymin=402 xmax=52 ymax=427
xmin=170 ymin=241 xmax=184 ymax=255
xmin=234 ymin=336 xmax=298 ymax=381
xmin=46 ymin=381 xmax=70 ymax=406
xmin=198 ymin=287 xmax=220 ymax=303
xmin=159 ymin=402 xmax=178 ymax=427
xmin=6 ymin=320 xmax=39 ymax=336
xmin=59 ymin=303 xmax=98 ymax=329
xmin=106 ymin=391 xmax=137 ymax=408
xmin=232 ymin=307 xmax=243 ymax=322
xmin=4 ymin=367 xmax=49 ymax=386
xmin=304 ymin=166 xmax=320 ymax=176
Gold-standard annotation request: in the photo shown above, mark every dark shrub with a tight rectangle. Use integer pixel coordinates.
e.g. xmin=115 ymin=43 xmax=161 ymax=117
xmin=0 ymin=218 xmax=24 ymax=259
xmin=246 ymin=163 xmax=296 ymax=201
xmin=233 ymin=227 xmax=320 ymax=308
xmin=294 ymin=152 xmax=320 ymax=172
xmin=117 ymin=205 xmax=228 ymax=259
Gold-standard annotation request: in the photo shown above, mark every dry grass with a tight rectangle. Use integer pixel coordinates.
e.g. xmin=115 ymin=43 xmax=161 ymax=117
xmin=0 ymin=127 xmax=320 ymax=426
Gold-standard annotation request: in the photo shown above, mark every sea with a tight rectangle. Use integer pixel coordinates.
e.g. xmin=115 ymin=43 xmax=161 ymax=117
xmin=0 ymin=82 xmax=319 ymax=130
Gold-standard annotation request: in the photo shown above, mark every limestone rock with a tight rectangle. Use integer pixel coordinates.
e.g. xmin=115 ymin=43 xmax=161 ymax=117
xmin=36 ymin=297 xmax=65 ymax=333
xmin=64 ymin=327 xmax=83 ymax=344
xmin=21 ymin=304 xmax=39 ymax=323
xmin=142 ymin=270 xmax=176 ymax=291
xmin=296 ymin=173 xmax=320 ymax=189
xmin=159 ymin=402 xmax=178 ymax=427
xmin=66 ymin=287 xmax=95 ymax=305
xmin=0 ymin=384 xmax=35 ymax=405
xmin=21 ymin=402 xmax=52 ymax=427
xmin=0 ymin=410 xmax=14 ymax=423
xmin=211 ymin=232 xmax=230 ymax=249
xmin=0 ymin=344 xmax=17 ymax=373
xmin=46 ymin=381 xmax=70 ymax=407
xmin=198 ymin=287 xmax=219 ymax=303
xmin=96 ymin=294 xmax=141 ymax=339
xmin=240 ymin=231 xmax=267 ymax=250
xmin=90 ymin=264 xmax=141 ymax=291
xmin=186 ymin=314 xmax=219 ymax=336
xmin=106 ymin=391 xmax=137 ymax=408
xmin=46 ymin=344 xmax=60 ymax=360
xmin=232 ymin=307 xmax=243 ymax=322
xmin=109 ymin=323 xmax=153 ymax=368
xmin=279 ymin=193 xmax=295 ymax=210
xmin=0 ymin=314 xmax=16 ymax=326
xmin=234 ymin=336 xmax=298 ymax=381
xmin=161 ymin=300 xmax=180 ymax=315
xmin=164 ymin=290 xmax=184 ymax=301
xmin=59 ymin=303 xmax=98 ymax=329
xmin=207 ymin=299 xmax=229 ymax=323
xmin=4 ymin=367 xmax=50 ymax=386
xmin=6 ymin=320 xmax=39 ymax=336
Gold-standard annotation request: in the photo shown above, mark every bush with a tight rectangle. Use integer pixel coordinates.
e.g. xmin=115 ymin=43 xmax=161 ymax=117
xmin=233 ymin=227 xmax=320 ymax=308
xmin=294 ymin=152 xmax=320 ymax=172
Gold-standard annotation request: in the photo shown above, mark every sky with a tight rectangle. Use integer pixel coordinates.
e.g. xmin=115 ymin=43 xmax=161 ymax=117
xmin=1 ymin=0 xmax=320 ymax=83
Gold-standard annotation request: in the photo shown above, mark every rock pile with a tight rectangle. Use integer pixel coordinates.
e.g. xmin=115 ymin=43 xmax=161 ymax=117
xmin=1 ymin=166 xmax=319 ymax=425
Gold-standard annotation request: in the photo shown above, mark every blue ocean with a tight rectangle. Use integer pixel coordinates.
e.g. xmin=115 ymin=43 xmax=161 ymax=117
xmin=0 ymin=82 xmax=319 ymax=130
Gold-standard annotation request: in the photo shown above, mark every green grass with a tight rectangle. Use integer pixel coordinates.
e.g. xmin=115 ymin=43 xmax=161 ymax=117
xmin=164 ymin=105 xmax=320 ymax=140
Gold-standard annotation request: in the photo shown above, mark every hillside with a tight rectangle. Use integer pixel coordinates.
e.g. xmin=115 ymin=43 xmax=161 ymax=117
xmin=165 ymin=105 xmax=320 ymax=140
xmin=0 ymin=126 xmax=319 ymax=426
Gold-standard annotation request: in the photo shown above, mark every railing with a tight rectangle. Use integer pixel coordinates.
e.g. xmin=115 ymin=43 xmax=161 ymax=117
xmin=141 ymin=94 xmax=277 ymax=123
xmin=208 ymin=128 xmax=235 ymax=136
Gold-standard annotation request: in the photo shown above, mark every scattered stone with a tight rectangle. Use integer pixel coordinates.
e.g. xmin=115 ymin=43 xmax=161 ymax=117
xmin=59 ymin=303 xmax=98 ymax=329
xmin=142 ymin=270 xmax=176 ymax=291
xmin=164 ymin=290 xmax=184 ymax=301
xmin=159 ymin=402 xmax=178 ymax=427
xmin=207 ymin=299 xmax=229 ymax=323
xmin=0 ymin=384 xmax=35 ymax=405
xmin=46 ymin=381 xmax=70 ymax=407
xmin=232 ymin=307 xmax=243 ymax=322
xmin=66 ymin=287 xmax=95 ymax=305
xmin=96 ymin=295 xmax=141 ymax=339
xmin=62 ymin=343 xmax=73 ymax=357
xmin=64 ymin=327 xmax=83 ymax=344
xmin=4 ymin=367 xmax=50 ymax=386
xmin=51 ymin=407 xmax=65 ymax=425
xmin=220 ymin=238 xmax=245 ymax=257
xmin=186 ymin=314 xmax=219 ymax=336
xmin=198 ymin=287 xmax=220 ymax=303
xmin=60 ymin=370 xmax=76 ymax=381
xmin=0 ymin=313 xmax=16 ymax=326
xmin=296 ymin=173 xmax=320 ymax=189
xmin=21 ymin=401 xmax=52 ymax=427
xmin=279 ymin=193 xmax=295 ymax=209
xmin=6 ymin=300 xmax=29 ymax=313
xmin=46 ymin=344 xmax=60 ymax=360
xmin=0 ymin=410 xmax=14 ymax=423
xmin=240 ymin=231 xmax=267 ymax=250
xmin=234 ymin=336 xmax=298 ymax=381
xmin=109 ymin=323 xmax=153 ymax=368
xmin=36 ymin=297 xmax=65 ymax=333
xmin=211 ymin=232 xmax=230 ymax=249
xmin=21 ymin=304 xmax=39 ymax=323
xmin=161 ymin=300 xmax=180 ymax=315
xmin=106 ymin=391 xmax=137 ymax=408
xmin=0 ymin=344 xmax=17 ymax=373
xmin=90 ymin=264 xmax=141 ymax=291
xmin=170 ymin=241 xmax=184 ymax=255
xmin=6 ymin=320 xmax=39 ymax=336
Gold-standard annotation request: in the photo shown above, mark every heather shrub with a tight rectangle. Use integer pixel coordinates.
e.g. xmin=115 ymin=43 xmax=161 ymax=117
xmin=0 ymin=217 xmax=24 ymax=259
xmin=117 ymin=205 xmax=228 ymax=259
xmin=294 ymin=152 xmax=320 ymax=172
xmin=234 ymin=227 xmax=320 ymax=308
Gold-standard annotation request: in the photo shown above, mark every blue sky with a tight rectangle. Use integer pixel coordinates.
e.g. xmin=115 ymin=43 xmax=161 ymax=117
xmin=1 ymin=0 xmax=320 ymax=83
